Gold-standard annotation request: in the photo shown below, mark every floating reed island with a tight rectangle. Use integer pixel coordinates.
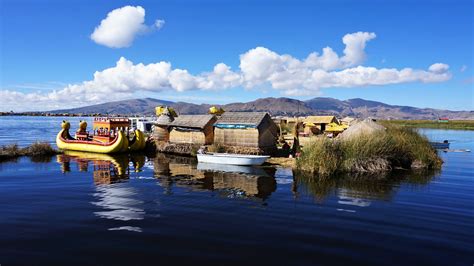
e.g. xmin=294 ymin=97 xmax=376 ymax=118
xmin=0 ymin=142 xmax=61 ymax=162
xmin=296 ymin=120 xmax=442 ymax=176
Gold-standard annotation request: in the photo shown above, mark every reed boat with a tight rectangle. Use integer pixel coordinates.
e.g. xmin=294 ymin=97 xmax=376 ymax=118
xmin=56 ymin=118 xmax=146 ymax=154
xmin=197 ymin=153 xmax=270 ymax=166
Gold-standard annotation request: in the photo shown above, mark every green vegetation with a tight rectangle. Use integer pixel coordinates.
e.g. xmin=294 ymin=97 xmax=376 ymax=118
xmin=296 ymin=125 xmax=442 ymax=176
xmin=381 ymin=120 xmax=474 ymax=130
xmin=207 ymin=143 xmax=226 ymax=153
xmin=0 ymin=142 xmax=60 ymax=162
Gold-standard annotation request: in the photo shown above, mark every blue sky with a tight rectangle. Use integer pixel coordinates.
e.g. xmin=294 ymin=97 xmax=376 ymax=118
xmin=0 ymin=0 xmax=472 ymax=111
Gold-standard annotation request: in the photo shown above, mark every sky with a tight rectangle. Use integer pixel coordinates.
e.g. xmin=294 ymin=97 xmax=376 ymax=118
xmin=0 ymin=0 xmax=472 ymax=112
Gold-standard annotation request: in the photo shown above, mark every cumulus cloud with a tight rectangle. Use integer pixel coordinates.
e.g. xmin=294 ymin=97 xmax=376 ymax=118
xmin=428 ymin=63 xmax=449 ymax=74
xmin=1 ymin=32 xmax=452 ymax=111
xmin=90 ymin=6 xmax=164 ymax=48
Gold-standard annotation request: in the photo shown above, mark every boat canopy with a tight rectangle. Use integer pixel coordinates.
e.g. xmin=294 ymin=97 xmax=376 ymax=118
xmin=93 ymin=117 xmax=129 ymax=130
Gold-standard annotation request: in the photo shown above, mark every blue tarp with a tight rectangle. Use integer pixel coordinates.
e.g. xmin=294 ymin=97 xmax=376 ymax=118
xmin=214 ymin=124 xmax=256 ymax=129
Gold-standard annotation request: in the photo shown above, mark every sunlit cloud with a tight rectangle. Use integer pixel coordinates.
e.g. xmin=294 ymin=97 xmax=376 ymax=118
xmin=1 ymin=32 xmax=452 ymax=111
xmin=90 ymin=6 xmax=164 ymax=48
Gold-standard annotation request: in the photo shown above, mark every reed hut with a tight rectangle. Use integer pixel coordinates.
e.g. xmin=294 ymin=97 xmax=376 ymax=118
xmin=341 ymin=116 xmax=356 ymax=126
xmin=153 ymin=114 xmax=174 ymax=141
xmin=339 ymin=119 xmax=386 ymax=140
xmin=304 ymin=115 xmax=339 ymax=132
xmin=168 ymin=115 xmax=217 ymax=145
xmin=214 ymin=112 xmax=278 ymax=154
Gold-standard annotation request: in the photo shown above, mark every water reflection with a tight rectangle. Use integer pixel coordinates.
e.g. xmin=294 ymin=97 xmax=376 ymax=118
xmin=153 ymin=153 xmax=277 ymax=200
xmin=57 ymin=151 xmax=131 ymax=184
xmin=294 ymin=170 xmax=439 ymax=204
xmin=57 ymin=151 xmax=148 ymax=231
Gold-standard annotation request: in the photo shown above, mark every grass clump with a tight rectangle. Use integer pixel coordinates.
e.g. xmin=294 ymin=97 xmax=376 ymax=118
xmin=0 ymin=142 xmax=60 ymax=162
xmin=296 ymin=125 xmax=442 ymax=176
xmin=207 ymin=143 xmax=226 ymax=153
xmin=27 ymin=142 xmax=58 ymax=156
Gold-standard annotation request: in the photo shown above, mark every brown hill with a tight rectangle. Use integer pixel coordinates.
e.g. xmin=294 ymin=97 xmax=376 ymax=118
xmin=50 ymin=97 xmax=474 ymax=120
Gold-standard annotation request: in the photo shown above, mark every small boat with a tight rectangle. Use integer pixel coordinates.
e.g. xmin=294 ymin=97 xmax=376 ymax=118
xmin=197 ymin=153 xmax=269 ymax=166
xmin=429 ymin=140 xmax=450 ymax=149
xmin=56 ymin=118 xmax=146 ymax=154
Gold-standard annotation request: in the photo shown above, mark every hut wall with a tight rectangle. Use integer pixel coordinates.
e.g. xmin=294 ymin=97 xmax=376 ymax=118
xmin=214 ymin=128 xmax=260 ymax=147
xmin=169 ymin=130 xmax=207 ymax=145
xmin=153 ymin=125 xmax=170 ymax=141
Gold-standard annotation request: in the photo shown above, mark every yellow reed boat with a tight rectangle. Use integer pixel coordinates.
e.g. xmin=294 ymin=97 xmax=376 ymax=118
xmin=56 ymin=117 xmax=146 ymax=154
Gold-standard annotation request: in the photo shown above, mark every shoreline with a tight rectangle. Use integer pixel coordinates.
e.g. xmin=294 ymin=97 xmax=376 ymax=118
xmin=381 ymin=120 xmax=474 ymax=130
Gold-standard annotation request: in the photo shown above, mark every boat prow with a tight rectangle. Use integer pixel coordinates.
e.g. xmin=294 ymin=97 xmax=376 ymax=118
xmin=129 ymin=129 xmax=146 ymax=151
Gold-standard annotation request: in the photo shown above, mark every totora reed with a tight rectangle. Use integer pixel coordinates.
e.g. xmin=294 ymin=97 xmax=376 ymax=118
xmin=296 ymin=125 xmax=442 ymax=176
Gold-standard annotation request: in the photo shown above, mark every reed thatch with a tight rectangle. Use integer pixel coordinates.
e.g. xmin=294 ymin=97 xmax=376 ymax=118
xmin=170 ymin=114 xmax=216 ymax=129
xmin=305 ymin=115 xmax=338 ymax=125
xmin=168 ymin=115 xmax=217 ymax=145
xmin=215 ymin=112 xmax=270 ymax=126
xmin=214 ymin=112 xmax=278 ymax=155
xmin=339 ymin=119 xmax=386 ymax=140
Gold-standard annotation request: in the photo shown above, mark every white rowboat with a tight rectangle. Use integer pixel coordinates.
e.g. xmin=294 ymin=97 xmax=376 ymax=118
xmin=197 ymin=153 xmax=269 ymax=166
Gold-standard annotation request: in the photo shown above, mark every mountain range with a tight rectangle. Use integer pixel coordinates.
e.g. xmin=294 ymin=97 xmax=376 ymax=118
xmin=51 ymin=97 xmax=474 ymax=120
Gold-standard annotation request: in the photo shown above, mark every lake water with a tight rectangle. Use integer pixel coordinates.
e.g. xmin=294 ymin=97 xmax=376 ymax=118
xmin=0 ymin=116 xmax=473 ymax=265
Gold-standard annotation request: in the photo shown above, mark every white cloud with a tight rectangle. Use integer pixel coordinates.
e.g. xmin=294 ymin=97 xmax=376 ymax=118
xmin=1 ymin=32 xmax=452 ymax=111
xmin=460 ymin=65 xmax=467 ymax=72
xmin=428 ymin=63 xmax=449 ymax=74
xmin=90 ymin=6 xmax=164 ymax=48
xmin=154 ymin=19 xmax=165 ymax=29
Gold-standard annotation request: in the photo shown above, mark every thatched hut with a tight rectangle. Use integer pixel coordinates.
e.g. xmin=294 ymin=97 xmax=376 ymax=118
xmin=339 ymin=119 xmax=386 ymax=140
xmin=153 ymin=114 xmax=174 ymax=141
xmin=304 ymin=115 xmax=339 ymax=132
xmin=168 ymin=115 xmax=217 ymax=145
xmin=341 ymin=116 xmax=356 ymax=126
xmin=214 ymin=112 xmax=278 ymax=154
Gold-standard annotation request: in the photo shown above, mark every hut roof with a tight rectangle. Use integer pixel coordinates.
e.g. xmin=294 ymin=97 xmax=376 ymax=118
xmin=341 ymin=117 xmax=356 ymax=123
xmin=339 ymin=119 xmax=386 ymax=140
xmin=169 ymin=114 xmax=215 ymax=129
xmin=154 ymin=114 xmax=174 ymax=126
xmin=305 ymin=115 xmax=337 ymax=124
xmin=215 ymin=112 xmax=270 ymax=127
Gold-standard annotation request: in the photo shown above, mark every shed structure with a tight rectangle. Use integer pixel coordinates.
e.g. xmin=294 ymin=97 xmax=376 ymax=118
xmin=304 ymin=115 xmax=339 ymax=132
xmin=168 ymin=115 xmax=217 ymax=145
xmin=214 ymin=112 xmax=278 ymax=154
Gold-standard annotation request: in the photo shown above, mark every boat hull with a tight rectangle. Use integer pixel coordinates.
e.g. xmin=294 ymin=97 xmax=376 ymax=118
xmin=56 ymin=129 xmax=128 ymax=154
xmin=197 ymin=153 xmax=269 ymax=166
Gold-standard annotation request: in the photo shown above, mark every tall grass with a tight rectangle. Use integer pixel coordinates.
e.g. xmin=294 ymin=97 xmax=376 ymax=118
xmin=296 ymin=125 xmax=442 ymax=176
xmin=0 ymin=142 xmax=60 ymax=162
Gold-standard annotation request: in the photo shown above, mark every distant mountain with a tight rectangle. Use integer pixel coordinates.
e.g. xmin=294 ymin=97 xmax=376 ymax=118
xmin=50 ymin=97 xmax=474 ymax=120
xmin=52 ymin=98 xmax=174 ymax=115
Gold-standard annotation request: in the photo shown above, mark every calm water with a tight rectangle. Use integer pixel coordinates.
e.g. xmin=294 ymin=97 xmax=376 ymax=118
xmin=0 ymin=116 xmax=473 ymax=265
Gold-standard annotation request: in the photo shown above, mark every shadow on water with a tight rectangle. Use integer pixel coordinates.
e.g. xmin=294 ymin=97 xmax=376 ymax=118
xmin=152 ymin=153 xmax=277 ymax=200
xmin=293 ymin=169 xmax=440 ymax=203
